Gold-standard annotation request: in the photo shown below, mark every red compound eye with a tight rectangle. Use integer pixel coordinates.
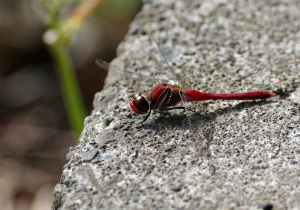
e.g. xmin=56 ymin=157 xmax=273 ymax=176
xmin=130 ymin=93 xmax=149 ymax=114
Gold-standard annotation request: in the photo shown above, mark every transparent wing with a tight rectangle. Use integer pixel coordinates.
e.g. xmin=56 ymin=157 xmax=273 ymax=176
xmin=95 ymin=59 xmax=164 ymax=83
xmin=154 ymin=40 xmax=190 ymax=88
xmin=154 ymin=41 xmax=193 ymax=131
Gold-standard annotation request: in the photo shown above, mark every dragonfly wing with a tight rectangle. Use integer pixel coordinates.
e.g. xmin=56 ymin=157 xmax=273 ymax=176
xmin=154 ymin=41 xmax=191 ymax=87
xmin=96 ymin=58 xmax=126 ymax=86
xmin=155 ymin=41 xmax=194 ymax=130
xmin=159 ymin=45 xmax=180 ymax=62
xmin=96 ymin=59 xmax=164 ymax=84
xmin=95 ymin=59 xmax=110 ymax=71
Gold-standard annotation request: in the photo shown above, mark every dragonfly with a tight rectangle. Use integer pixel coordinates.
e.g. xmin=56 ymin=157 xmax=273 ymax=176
xmin=96 ymin=46 xmax=276 ymax=123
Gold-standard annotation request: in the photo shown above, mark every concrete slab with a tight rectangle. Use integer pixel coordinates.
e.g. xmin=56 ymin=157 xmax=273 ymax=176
xmin=53 ymin=0 xmax=300 ymax=209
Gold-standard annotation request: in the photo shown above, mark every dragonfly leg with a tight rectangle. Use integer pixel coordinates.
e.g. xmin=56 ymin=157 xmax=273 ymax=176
xmin=138 ymin=108 xmax=152 ymax=124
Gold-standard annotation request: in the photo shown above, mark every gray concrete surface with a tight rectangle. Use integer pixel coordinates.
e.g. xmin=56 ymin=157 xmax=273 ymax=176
xmin=52 ymin=0 xmax=300 ymax=209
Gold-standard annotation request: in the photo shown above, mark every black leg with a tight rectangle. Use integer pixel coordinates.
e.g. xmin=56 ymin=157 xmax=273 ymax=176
xmin=138 ymin=108 xmax=152 ymax=124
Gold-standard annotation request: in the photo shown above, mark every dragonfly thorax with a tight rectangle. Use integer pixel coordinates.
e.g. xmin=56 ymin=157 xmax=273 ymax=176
xmin=130 ymin=93 xmax=150 ymax=114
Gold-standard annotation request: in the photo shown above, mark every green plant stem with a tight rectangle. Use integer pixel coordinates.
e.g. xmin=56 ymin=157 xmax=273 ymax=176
xmin=48 ymin=40 xmax=87 ymax=139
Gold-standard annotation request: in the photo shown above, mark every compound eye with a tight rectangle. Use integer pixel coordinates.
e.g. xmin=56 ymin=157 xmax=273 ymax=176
xmin=130 ymin=93 xmax=149 ymax=114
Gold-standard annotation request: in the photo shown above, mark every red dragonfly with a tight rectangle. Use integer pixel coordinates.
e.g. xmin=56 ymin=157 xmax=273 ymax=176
xmin=96 ymin=45 xmax=276 ymax=123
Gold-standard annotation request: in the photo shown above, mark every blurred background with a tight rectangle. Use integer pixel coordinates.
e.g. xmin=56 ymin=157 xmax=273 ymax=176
xmin=0 ymin=0 xmax=142 ymax=209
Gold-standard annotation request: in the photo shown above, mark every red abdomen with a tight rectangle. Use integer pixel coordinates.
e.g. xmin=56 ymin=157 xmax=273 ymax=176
xmin=186 ymin=89 xmax=276 ymax=101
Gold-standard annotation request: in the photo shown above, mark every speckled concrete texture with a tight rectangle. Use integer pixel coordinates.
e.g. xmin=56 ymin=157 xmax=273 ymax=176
xmin=53 ymin=0 xmax=300 ymax=209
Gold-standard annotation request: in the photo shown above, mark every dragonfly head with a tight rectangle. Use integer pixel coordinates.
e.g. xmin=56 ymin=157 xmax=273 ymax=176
xmin=130 ymin=93 xmax=150 ymax=114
